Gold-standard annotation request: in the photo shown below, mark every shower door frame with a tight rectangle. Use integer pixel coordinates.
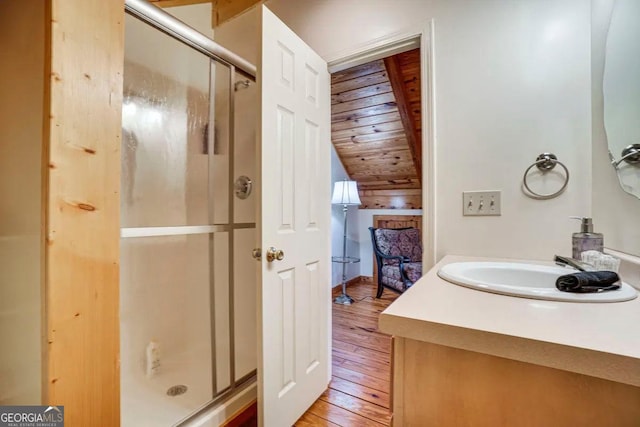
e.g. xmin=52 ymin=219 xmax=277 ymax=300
xmin=122 ymin=0 xmax=258 ymax=424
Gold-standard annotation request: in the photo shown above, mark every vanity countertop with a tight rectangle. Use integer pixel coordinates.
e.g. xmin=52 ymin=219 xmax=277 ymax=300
xmin=378 ymin=255 xmax=640 ymax=387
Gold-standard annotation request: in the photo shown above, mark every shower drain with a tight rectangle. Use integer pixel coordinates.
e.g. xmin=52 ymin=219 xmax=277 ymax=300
xmin=166 ymin=385 xmax=188 ymax=397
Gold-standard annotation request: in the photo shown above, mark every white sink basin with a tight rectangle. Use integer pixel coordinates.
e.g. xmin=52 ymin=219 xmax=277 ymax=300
xmin=437 ymin=262 xmax=638 ymax=303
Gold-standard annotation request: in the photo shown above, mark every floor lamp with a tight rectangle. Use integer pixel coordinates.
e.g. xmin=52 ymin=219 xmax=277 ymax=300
xmin=331 ymin=180 xmax=361 ymax=305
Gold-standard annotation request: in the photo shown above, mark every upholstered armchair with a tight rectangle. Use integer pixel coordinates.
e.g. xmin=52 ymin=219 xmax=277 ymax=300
xmin=369 ymin=227 xmax=423 ymax=298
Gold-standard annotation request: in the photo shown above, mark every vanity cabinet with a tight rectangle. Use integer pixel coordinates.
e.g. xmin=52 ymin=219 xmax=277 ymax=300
xmin=391 ymin=338 xmax=640 ymax=426
xmin=380 ymin=255 xmax=640 ymax=426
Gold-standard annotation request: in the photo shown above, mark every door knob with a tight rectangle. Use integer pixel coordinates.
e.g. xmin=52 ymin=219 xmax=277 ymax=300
xmin=252 ymin=248 xmax=262 ymax=261
xmin=266 ymin=247 xmax=285 ymax=262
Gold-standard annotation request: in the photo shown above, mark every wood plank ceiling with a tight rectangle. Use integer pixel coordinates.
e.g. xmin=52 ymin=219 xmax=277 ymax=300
xmin=331 ymin=49 xmax=422 ymax=209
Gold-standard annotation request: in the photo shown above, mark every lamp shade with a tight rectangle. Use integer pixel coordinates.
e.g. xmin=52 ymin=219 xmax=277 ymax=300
xmin=331 ymin=180 xmax=361 ymax=205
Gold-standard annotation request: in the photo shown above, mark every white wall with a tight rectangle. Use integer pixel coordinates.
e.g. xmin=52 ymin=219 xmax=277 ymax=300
xmin=169 ymin=3 xmax=214 ymax=38
xmin=0 ymin=1 xmax=43 ymax=405
xmin=330 ymin=146 xmax=360 ymax=286
xmin=125 ymin=3 xmax=213 ymax=92
xmin=357 ymin=209 xmax=423 ymax=278
xmin=267 ymin=0 xmax=592 ymax=263
xmin=591 ymin=0 xmax=640 ymax=257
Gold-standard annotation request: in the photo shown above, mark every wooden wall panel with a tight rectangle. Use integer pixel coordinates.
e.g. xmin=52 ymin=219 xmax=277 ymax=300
xmin=45 ymin=0 xmax=123 ymax=425
xmin=357 ymin=179 xmax=420 ymax=191
xmin=372 ymin=215 xmax=423 ymax=230
xmin=212 ymin=0 xmax=262 ymax=27
xmin=360 ymin=189 xmax=422 ymax=210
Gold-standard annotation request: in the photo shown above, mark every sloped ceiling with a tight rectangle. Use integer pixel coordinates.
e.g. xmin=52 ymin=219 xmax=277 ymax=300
xmin=331 ymin=49 xmax=422 ymax=209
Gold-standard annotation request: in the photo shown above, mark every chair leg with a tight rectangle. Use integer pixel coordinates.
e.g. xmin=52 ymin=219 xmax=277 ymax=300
xmin=376 ymin=282 xmax=384 ymax=298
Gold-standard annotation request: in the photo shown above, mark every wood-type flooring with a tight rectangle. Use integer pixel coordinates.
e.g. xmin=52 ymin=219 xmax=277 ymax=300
xmin=295 ymin=279 xmax=398 ymax=426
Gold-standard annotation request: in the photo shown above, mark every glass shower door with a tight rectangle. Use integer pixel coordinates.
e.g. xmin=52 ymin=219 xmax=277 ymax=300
xmin=120 ymin=13 xmax=233 ymax=426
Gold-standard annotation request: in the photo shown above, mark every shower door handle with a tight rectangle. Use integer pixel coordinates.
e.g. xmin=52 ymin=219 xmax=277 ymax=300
xmin=265 ymin=247 xmax=285 ymax=262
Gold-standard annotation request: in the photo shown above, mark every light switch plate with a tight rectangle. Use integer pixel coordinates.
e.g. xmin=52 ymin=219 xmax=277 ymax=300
xmin=463 ymin=191 xmax=501 ymax=216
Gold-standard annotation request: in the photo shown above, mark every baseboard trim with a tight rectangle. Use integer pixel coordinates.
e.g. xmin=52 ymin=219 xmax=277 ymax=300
xmin=332 ymin=276 xmax=373 ymax=294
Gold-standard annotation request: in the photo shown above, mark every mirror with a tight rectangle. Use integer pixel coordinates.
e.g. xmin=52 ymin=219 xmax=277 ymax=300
xmin=603 ymin=0 xmax=640 ymax=198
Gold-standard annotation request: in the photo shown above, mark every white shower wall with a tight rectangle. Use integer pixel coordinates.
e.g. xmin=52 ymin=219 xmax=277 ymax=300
xmin=232 ymin=81 xmax=258 ymax=383
xmin=211 ymin=4 xmax=261 ymax=384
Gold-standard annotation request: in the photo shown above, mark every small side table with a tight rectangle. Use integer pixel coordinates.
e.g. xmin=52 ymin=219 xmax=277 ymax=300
xmin=332 ymin=256 xmax=361 ymax=305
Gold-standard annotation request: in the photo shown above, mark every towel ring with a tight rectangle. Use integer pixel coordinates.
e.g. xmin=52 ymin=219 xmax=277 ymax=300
xmin=610 ymin=143 xmax=640 ymax=169
xmin=523 ymin=153 xmax=569 ymax=200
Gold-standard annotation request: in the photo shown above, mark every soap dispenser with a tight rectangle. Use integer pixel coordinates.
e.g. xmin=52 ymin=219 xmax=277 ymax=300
xmin=570 ymin=217 xmax=603 ymax=259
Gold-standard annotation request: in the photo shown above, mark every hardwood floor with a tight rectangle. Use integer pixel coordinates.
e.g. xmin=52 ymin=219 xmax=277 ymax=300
xmin=295 ymin=279 xmax=398 ymax=426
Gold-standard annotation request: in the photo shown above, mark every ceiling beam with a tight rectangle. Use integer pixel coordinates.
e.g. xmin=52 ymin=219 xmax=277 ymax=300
xmin=384 ymin=55 xmax=422 ymax=184
xmin=212 ymin=0 xmax=263 ymax=27
xmin=150 ymin=0 xmax=212 ymax=9
xmin=359 ymin=189 xmax=422 ymax=209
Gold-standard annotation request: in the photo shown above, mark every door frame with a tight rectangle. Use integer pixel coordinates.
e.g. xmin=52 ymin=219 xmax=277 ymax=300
xmin=327 ymin=20 xmax=437 ymax=271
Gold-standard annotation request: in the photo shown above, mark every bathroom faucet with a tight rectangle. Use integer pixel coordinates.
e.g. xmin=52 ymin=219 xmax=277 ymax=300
xmin=554 ymin=255 xmax=594 ymax=272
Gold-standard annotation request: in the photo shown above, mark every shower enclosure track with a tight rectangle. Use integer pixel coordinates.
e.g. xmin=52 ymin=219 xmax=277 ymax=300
xmin=121 ymin=223 xmax=256 ymax=238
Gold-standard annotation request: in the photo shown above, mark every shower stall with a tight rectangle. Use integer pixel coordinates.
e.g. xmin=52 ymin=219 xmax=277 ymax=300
xmin=120 ymin=1 xmax=257 ymax=425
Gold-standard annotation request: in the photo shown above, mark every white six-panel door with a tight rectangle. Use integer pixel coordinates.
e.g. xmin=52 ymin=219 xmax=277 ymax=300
xmin=258 ymin=6 xmax=331 ymax=427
